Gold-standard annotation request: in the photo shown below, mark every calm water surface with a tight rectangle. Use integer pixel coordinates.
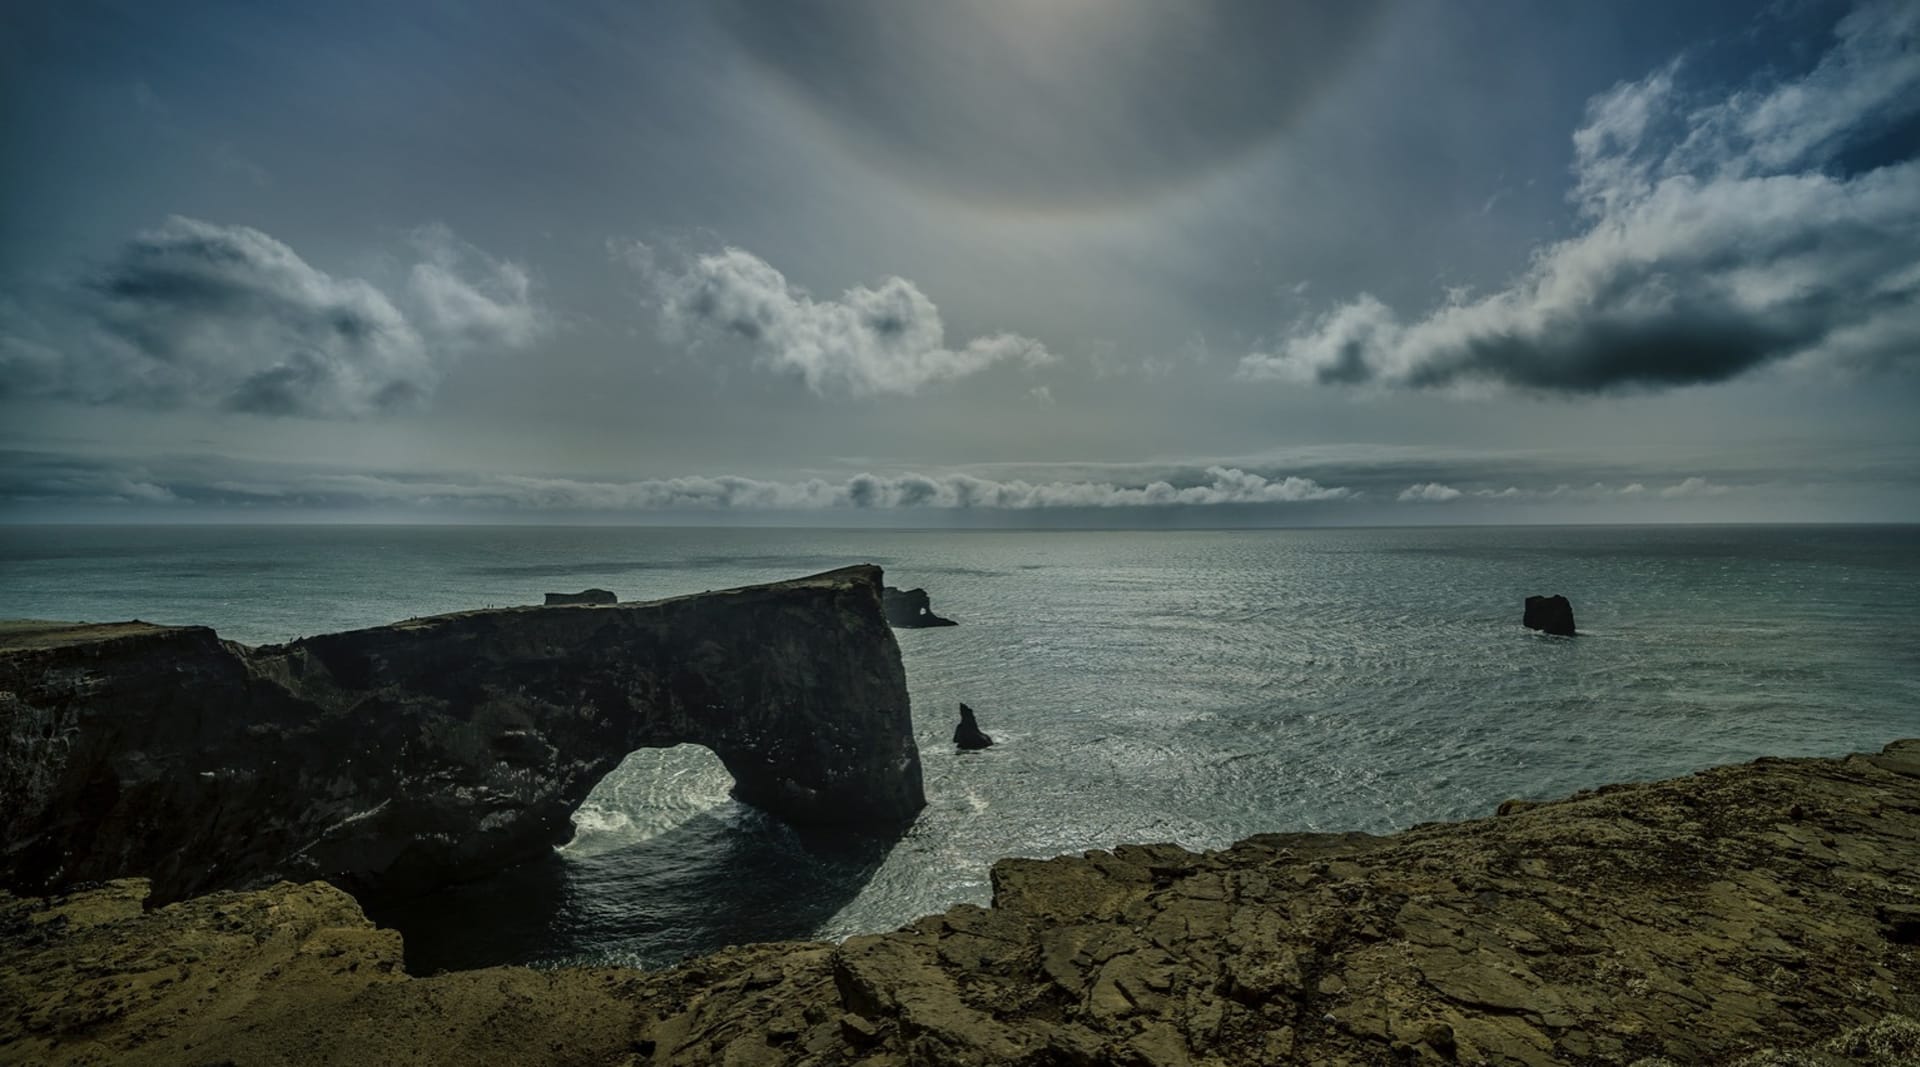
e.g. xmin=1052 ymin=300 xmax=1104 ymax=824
xmin=4 ymin=524 xmax=1916 ymax=971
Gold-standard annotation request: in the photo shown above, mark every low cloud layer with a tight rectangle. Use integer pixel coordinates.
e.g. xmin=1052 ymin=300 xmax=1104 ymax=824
xmin=1242 ymin=0 xmax=1920 ymax=393
xmin=0 ymin=454 xmax=1346 ymax=513
xmin=0 ymin=218 xmax=539 ymax=417
xmin=1397 ymin=477 xmax=1728 ymax=503
xmin=626 ymin=242 xmax=1053 ymax=396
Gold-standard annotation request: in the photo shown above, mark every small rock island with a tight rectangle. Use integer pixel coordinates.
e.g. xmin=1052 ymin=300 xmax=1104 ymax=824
xmin=954 ymin=702 xmax=993 ymax=750
xmin=1524 ymin=593 xmax=1577 ymax=636
xmin=544 ymin=588 xmax=617 ymax=605
xmin=882 ymin=586 xmax=957 ymax=628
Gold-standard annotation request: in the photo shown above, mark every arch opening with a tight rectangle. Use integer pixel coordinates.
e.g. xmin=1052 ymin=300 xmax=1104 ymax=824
xmin=563 ymin=744 xmax=737 ymax=856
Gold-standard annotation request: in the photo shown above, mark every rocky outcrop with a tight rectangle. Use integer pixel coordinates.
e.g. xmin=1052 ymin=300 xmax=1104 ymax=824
xmin=954 ymin=703 xmax=993 ymax=750
xmin=0 ymin=566 xmax=922 ymax=905
xmin=544 ymin=588 xmax=616 ymax=605
xmin=882 ymin=586 xmax=957 ymax=628
xmin=1524 ymin=594 xmax=1577 ymax=636
xmin=4 ymin=741 xmax=1916 ymax=1066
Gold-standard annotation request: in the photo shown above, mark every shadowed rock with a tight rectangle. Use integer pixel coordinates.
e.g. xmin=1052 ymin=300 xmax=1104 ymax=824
xmin=953 ymin=703 xmax=993 ymax=750
xmin=544 ymin=588 xmax=616 ymax=605
xmin=882 ymin=586 xmax=957 ymax=628
xmin=0 ymin=566 xmax=922 ymax=904
xmin=1524 ymin=593 xmax=1577 ymax=635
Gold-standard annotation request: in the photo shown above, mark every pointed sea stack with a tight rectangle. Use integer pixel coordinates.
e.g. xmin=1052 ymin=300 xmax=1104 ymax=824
xmin=954 ymin=703 xmax=993 ymax=750
xmin=1523 ymin=594 xmax=1577 ymax=636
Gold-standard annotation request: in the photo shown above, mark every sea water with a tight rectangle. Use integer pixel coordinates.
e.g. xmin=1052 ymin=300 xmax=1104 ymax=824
xmin=3 ymin=524 xmax=1916 ymax=971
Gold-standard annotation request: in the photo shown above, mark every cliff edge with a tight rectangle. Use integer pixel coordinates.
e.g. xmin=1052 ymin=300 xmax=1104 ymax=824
xmin=3 ymin=741 xmax=1917 ymax=1066
xmin=0 ymin=566 xmax=923 ymax=904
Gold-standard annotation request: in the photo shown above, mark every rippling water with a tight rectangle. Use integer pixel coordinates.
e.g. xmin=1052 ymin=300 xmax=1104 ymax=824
xmin=4 ymin=524 xmax=1917 ymax=971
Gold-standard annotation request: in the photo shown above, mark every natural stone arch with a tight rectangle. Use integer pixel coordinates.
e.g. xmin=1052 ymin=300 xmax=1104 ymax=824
xmin=0 ymin=567 xmax=923 ymax=904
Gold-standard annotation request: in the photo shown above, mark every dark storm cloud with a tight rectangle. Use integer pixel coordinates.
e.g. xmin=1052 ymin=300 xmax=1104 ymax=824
xmin=621 ymin=241 xmax=1054 ymax=396
xmin=0 ymin=218 xmax=538 ymax=418
xmin=1242 ymin=0 xmax=1920 ymax=393
xmin=716 ymin=0 xmax=1389 ymax=207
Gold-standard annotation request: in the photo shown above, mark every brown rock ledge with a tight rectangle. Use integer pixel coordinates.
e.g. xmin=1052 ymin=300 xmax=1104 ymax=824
xmin=4 ymin=741 xmax=1918 ymax=1066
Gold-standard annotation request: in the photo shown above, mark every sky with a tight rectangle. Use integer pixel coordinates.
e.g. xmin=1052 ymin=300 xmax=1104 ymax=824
xmin=2 ymin=0 xmax=1916 ymax=525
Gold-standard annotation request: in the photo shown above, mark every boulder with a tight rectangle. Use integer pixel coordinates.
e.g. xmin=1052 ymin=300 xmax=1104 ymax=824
xmin=882 ymin=586 xmax=957 ymax=628
xmin=0 ymin=566 xmax=923 ymax=904
xmin=1522 ymin=594 xmax=1576 ymax=636
xmin=545 ymin=588 xmax=616 ymax=605
xmin=954 ymin=703 xmax=994 ymax=750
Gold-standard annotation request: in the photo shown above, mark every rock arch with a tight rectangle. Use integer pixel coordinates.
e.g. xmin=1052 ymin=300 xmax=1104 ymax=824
xmin=0 ymin=566 xmax=923 ymax=904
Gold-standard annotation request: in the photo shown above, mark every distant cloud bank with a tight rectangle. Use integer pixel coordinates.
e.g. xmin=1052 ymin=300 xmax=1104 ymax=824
xmin=1242 ymin=0 xmax=1920 ymax=393
xmin=620 ymin=241 xmax=1054 ymax=396
xmin=2 ymin=450 xmax=1762 ymax=517
xmin=0 ymin=218 xmax=539 ymax=418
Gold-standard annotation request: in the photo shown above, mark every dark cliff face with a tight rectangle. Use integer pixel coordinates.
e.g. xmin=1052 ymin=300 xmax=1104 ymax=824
xmin=0 ymin=566 xmax=923 ymax=904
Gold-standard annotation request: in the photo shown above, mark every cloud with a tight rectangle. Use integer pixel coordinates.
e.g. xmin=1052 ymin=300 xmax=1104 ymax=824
xmin=0 ymin=453 xmax=1349 ymax=512
xmin=626 ymin=242 xmax=1053 ymax=396
xmin=0 ymin=217 xmax=540 ymax=418
xmin=1398 ymin=482 xmax=1463 ymax=502
xmin=1242 ymin=0 xmax=1920 ymax=393
xmin=1394 ymin=478 xmax=1730 ymax=503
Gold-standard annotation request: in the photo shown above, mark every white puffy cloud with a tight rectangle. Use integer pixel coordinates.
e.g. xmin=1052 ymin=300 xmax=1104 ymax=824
xmin=1241 ymin=0 xmax=1920 ymax=393
xmin=630 ymin=243 xmax=1054 ymax=396
xmin=1398 ymin=482 xmax=1463 ymax=502
xmin=0 ymin=217 xmax=540 ymax=417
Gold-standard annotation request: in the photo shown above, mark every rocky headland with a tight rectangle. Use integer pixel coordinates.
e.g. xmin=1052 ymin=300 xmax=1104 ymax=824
xmin=4 ymin=741 xmax=1918 ymax=1066
xmin=0 ymin=566 xmax=922 ymax=905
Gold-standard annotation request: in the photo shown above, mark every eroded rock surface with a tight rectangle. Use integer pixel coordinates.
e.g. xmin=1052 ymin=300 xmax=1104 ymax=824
xmin=0 ymin=566 xmax=922 ymax=904
xmin=4 ymin=741 xmax=1917 ymax=1065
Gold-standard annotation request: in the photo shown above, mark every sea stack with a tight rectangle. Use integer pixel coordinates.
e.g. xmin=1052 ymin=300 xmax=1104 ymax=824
xmin=883 ymin=586 xmax=957 ymax=628
xmin=545 ymin=588 xmax=616 ymax=605
xmin=954 ymin=703 xmax=993 ymax=750
xmin=1523 ymin=594 xmax=1577 ymax=636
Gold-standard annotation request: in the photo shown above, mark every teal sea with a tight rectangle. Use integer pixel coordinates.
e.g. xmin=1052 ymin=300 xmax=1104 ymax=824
xmin=4 ymin=524 xmax=1917 ymax=972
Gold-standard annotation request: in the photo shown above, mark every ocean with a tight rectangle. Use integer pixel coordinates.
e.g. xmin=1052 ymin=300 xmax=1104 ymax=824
xmin=4 ymin=523 xmax=1916 ymax=973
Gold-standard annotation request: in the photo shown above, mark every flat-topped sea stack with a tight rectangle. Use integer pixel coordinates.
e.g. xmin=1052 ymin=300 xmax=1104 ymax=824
xmin=544 ymin=588 xmax=616 ymax=605
xmin=882 ymin=586 xmax=957 ymax=628
xmin=2 ymin=741 xmax=1916 ymax=1065
xmin=0 ymin=566 xmax=922 ymax=904
xmin=1524 ymin=594 xmax=1577 ymax=636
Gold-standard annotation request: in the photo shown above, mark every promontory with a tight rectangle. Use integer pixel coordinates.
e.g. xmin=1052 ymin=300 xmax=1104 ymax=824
xmin=0 ymin=566 xmax=923 ymax=905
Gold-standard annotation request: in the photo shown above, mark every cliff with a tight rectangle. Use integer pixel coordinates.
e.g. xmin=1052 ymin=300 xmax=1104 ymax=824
xmin=0 ymin=566 xmax=923 ymax=904
xmin=3 ymin=741 xmax=1916 ymax=1066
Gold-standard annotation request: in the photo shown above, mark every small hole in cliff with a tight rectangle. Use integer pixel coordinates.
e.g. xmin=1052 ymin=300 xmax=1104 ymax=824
xmin=563 ymin=744 xmax=737 ymax=856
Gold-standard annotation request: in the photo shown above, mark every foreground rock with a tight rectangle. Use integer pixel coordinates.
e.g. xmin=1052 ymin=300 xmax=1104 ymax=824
xmin=1524 ymin=594 xmax=1577 ymax=636
xmin=544 ymin=588 xmax=617 ymax=605
xmin=883 ymin=586 xmax=957 ymax=628
xmin=0 ymin=566 xmax=922 ymax=905
xmin=954 ymin=703 xmax=994 ymax=750
xmin=4 ymin=741 xmax=1917 ymax=1066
